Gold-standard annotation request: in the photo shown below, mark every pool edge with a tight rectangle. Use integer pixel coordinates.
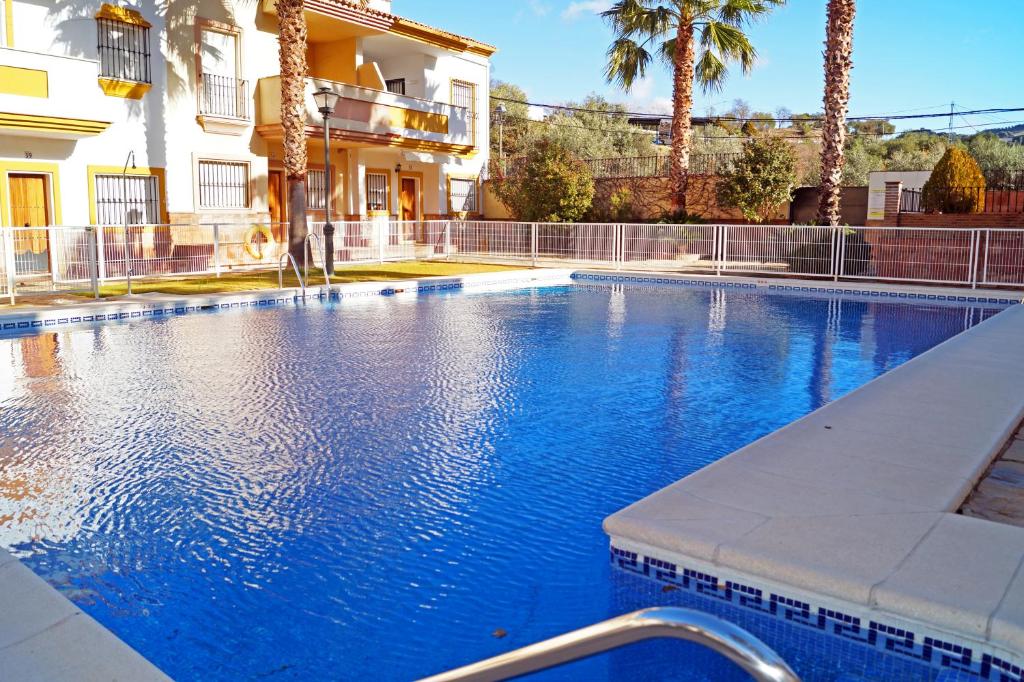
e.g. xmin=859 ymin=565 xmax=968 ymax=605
xmin=605 ymin=303 xmax=1024 ymax=680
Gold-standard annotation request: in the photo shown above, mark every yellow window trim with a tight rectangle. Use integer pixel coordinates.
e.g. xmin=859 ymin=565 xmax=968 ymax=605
xmin=365 ymin=168 xmax=393 ymax=215
xmin=0 ymin=161 xmax=62 ymax=227
xmin=0 ymin=112 xmax=110 ymax=135
xmin=450 ymin=79 xmax=477 ymax=148
xmin=98 ymin=78 xmax=151 ymax=99
xmin=446 ymin=173 xmax=480 ymax=217
xmin=0 ymin=66 xmax=48 ymax=98
xmin=95 ymin=3 xmax=151 ymax=28
xmin=86 ymin=165 xmax=168 ymax=225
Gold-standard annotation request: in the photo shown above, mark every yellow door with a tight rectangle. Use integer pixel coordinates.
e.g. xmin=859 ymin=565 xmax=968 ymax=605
xmin=8 ymin=174 xmax=51 ymax=268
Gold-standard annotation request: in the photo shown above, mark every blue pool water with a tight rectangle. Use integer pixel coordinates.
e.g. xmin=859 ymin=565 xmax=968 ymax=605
xmin=0 ymin=283 xmax=1005 ymax=680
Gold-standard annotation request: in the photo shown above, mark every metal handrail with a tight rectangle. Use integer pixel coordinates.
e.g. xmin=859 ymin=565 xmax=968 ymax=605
xmin=418 ymin=607 xmax=801 ymax=682
xmin=303 ymin=232 xmax=332 ymax=289
xmin=278 ymin=252 xmax=305 ymax=296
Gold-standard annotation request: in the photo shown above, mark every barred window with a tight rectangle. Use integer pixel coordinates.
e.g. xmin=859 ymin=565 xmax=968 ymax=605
xmin=97 ymin=17 xmax=151 ymax=83
xmin=94 ymin=174 xmax=160 ymax=224
xmin=452 ymin=81 xmax=474 ymax=112
xmin=306 ymin=170 xmax=326 ymax=210
xmin=198 ymin=160 xmax=249 ymax=208
xmin=449 ymin=178 xmax=477 ymax=213
xmin=385 ymin=78 xmax=406 ymax=96
xmin=366 ymin=172 xmax=389 ymax=212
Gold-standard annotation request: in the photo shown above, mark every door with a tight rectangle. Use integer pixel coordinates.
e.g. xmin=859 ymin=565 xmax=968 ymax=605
xmin=8 ymin=174 xmax=51 ymax=275
xmin=268 ymin=170 xmax=285 ymax=242
xmin=399 ymin=177 xmax=418 ymax=241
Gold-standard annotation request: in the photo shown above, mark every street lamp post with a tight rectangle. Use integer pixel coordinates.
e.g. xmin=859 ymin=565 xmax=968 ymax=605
xmin=313 ymin=86 xmax=341 ymax=275
xmin=495 ymin=103 xmax=507 ymax=175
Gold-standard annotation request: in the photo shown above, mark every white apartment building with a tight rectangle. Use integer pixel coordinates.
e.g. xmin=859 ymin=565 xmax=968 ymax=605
xmin=0 ymin=0 xmax=493 ymax=248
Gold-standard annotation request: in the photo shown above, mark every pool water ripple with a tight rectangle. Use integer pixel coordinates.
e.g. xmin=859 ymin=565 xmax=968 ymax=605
xmin=0 ymin=285 xmax=1003 ymax=680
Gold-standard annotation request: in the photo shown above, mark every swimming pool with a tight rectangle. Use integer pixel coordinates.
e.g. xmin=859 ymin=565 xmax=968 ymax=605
xmin=0 ymin=282 xmax=1005 ymax=680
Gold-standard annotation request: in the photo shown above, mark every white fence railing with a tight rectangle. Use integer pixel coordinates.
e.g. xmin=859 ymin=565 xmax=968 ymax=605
xmin=2 ymin=221 xmax=1022 ymax=304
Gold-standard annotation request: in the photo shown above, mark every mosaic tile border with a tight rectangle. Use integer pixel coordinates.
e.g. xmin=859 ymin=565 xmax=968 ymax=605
xmin=0 ymin=274 xmax=569 ymax=336
xmin=571 ymin=272 xmax=1021 ymax=305
xmin=610 ymin=545 xmax=1023 ymax=682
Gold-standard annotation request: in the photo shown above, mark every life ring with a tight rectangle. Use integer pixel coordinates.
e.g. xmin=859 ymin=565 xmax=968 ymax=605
xmin=244 ymin=224 xmax=276 ymax=260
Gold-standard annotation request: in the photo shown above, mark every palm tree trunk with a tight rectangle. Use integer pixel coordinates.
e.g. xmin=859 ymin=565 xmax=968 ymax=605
xmin=277 ymin=0 xmax=310 ymax=260
xmin=816 ymin=0 xmax=856 ymax=226
xmin=669 ymin=20 xmax=696 ymax=214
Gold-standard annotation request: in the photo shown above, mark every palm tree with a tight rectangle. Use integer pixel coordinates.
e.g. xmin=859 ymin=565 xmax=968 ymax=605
xmin=603 ymin=0 xmax=784 ymax=215
xmin=816 ymin=0 xmax=856 ymax=226
xmin=276 ymin=0 xmax=310 ymax=261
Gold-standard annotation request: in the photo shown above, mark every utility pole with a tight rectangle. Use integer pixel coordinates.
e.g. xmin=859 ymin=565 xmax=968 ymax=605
xmin=948 ymin=101 xmax=955 ymax=142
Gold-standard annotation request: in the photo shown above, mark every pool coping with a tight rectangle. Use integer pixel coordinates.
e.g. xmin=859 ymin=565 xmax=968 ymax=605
xmin=0 ymin=267 xmax=1019 ymax=680
xmin=604 ymin=302 xmax=1024 ymax=681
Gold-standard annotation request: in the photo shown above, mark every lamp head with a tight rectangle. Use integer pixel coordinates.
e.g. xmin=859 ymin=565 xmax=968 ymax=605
xmin=313 ymin=86 xmax=340 ymax=117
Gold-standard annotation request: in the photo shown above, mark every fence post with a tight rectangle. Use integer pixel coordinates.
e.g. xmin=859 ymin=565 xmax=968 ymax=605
xmin=832 ymin=227 xmax=841 ymax=282
xmin=48 ymin=227 xmax=58 ymax=287
xmin=531 ymin=222 xmax=538 ymax=267
xmin=378 ymin=219 xmax=386 ymax=264
xmin=969 ymin=229 xmax=979 ymax=289
xmin=444 ymin=220 xmax=452 ymax=261
xmin=213 ymin=224 xmax=222 ymax=278
xmin=87 ymin=226 xmax=100 ymax=299
xmin=837 ymin=228 xmax=848 ymax=280
xmin=615 ymin=224 xmax=623 ymax=271
xmin=95 ymin=224 xmax=107 ymax=283
xmin=716 ymin=225 xmax=726 ymax=276
xmin=981 ymin=229 xmax=990 ymax=286
xmin=3 ymin=228 xmax=15 ymax=305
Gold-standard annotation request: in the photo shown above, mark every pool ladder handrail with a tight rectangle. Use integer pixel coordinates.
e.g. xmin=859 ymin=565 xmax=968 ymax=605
xmin=303 ymin=232 xmax=332 ymax=290
xmin=278 ymin=252 xmax=306 ymax=296
xmin=418 ymin=607 xmax=801 ymax=682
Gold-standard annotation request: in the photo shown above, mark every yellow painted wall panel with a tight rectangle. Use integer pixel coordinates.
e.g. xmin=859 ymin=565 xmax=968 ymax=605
xmin=0 ymin=66 xmax=48 ymax=98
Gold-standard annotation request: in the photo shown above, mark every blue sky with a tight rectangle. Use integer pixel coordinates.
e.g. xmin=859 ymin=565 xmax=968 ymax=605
xmin=401 ymin=0 xmax=1024 ymax=132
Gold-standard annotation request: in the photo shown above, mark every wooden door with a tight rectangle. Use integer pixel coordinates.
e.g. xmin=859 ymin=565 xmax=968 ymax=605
xmin=268 ymin=170 xmax=285 ymax=242
xmin=399 ymin=177 xmax=417 ymax=223
xmin=8 ymin=174 xmax=51 ymax=273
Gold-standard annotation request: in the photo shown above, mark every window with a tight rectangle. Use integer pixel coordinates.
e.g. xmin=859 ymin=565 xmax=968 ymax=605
xmin=366 ymin=172 xmax=389 ymax=213
xmin=199 ymin=27 xmax=247 ymax=119
xmin=97 ymin=17 xmax=151 ymax=83
xmin=306 ymin=169 xmax=326 ymax=210
xmin=449 ymin=178 xmax=477 ymax=213
xmin=451 ymin=81 xmax=475 ymax=112
xmin=385 ymin=78 xmax=406 ymax=96
xmin=94 ymin=174 xmax=161 ymax=224
xmin=198 ymin=160 xmax=249 ymax=209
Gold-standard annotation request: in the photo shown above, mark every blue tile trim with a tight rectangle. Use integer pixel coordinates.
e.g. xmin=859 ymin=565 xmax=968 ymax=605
xmin=0 ymin=276 xmax=558 ymax=336
xmin=570 ymin=272 xmax=1019 ymax=305
xmin=610 ymin=546 xmax=1022 ymax=682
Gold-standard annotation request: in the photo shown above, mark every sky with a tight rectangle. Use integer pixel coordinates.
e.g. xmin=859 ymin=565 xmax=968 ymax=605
xmin=399 ymin=0 xmax=1024 ymax=133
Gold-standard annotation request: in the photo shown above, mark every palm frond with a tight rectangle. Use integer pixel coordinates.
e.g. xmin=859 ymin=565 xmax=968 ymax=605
xmin=695 ymin=50 xmax=728 ymax=92
xmin=602 ymin=0 xmax=676 ymax=40
xmin=696 ymin=20 xmax=757 ymax=88
xmin=605 ymin=38 xmax=654 ymax=90
xmin=719 ymin=0 xmax=786 ymax=26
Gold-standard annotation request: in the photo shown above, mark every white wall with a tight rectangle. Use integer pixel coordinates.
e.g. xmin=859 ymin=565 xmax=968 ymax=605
xmin=867 ymin=170 xmax=932 ymax=221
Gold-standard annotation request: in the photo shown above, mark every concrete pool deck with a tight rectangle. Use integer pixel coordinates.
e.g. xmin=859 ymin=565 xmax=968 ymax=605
xmin=605 ymin=302 xmax=1024 ymax=673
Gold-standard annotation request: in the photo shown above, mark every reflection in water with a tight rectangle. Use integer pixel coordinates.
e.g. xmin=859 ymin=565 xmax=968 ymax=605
xmin=0 ymin=286 xmax=1005 ymax=682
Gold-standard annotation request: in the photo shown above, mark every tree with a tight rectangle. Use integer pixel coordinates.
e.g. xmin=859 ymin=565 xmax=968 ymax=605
xmin=277 ymin=0 xmax=311 ymax=261
xmin=816 ymin=0 xmax=856 ymax=226
xmin=849 ymin=118 xmax=894 ymax=136
xmin=489 ymin=81 xmax=531 ymax=173
xmin=603 ymin=0 xmax=784 ymax=214
xmin=921 ymin=147 xmax=987 ymax=213
xmin=492 ymin=140 xmax=595 ymax=222
xmin=717 ymin=136 xmax=796 ymax=222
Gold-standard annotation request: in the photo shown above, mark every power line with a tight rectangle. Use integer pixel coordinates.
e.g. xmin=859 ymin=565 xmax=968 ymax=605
xmin=491 ymin=95 xmax=1024 ymax=125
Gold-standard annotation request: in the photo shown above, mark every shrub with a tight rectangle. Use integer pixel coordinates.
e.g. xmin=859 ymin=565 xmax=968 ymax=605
xmin=492 ymin=139 xmax=595 ymax=222
xmin=921 ymin=147 xmax=986 ymax=213
xmin=716 ymin=136 xmax=797 ymax=222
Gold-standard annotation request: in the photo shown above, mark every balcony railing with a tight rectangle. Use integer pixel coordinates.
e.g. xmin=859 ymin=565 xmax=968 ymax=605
xmin=900 ymin=187 xmax=1024 ymax=214
xmin=256 ymin=76 xmax=475 ymax=149
xmin=200 ymin=73 xmax=249 ymax=120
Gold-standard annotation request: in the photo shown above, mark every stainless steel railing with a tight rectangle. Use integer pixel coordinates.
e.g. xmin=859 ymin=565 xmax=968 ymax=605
xmin=278 ymin=252 xmax=305 ymax=296
xmin=419 ymin=607 xmax=801 ymax=682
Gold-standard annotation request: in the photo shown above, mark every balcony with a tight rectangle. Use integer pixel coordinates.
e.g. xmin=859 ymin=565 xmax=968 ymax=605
xmin=256 ymin=76 xmax=475 ymax=156
xmin=197 ymin=73 xmax=251 ymax=135
xmin=0 ymin=47 xmax=116 ymax=139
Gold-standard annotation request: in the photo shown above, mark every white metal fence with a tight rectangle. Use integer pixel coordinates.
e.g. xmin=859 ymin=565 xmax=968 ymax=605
xmin=2 ymin=221 xmax=1022 ymax=304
